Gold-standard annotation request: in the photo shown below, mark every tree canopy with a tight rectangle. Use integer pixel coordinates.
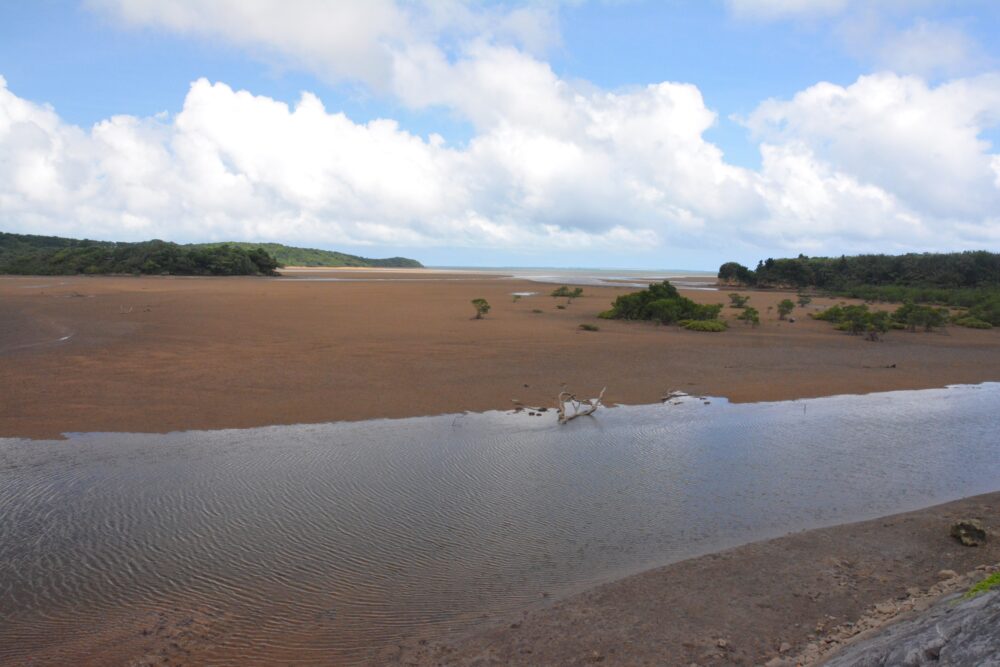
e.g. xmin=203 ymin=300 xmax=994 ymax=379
xmin=0 ymin=232 xmax=280 ymax=276
xmin=718 ymin=251 xmax=1000 ymax=325
xmin=718 ymin=251 xmax=1000 ymax=290
xmin=189 ymin=241 xmax=422 ymax=268
xmin=600 ymin=280 xmax=723 ymax=325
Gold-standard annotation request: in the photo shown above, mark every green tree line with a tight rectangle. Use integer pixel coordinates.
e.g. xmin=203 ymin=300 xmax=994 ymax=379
xmin=719 ymin=251 xmax=1000 ymax=290
xmin=189 ymin=241 xmax=422 ymax=268
xmin=718 ymin=251 xmax=1000 ymax=326
xmin=0 ymin=233 xmax=279 ymax=276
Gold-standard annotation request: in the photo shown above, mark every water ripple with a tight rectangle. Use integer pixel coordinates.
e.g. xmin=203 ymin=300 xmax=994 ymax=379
xmin=1 ymin=384 xmax=999 ymax=665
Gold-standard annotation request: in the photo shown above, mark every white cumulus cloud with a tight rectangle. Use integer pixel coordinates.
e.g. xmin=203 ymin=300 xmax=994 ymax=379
xmin=0 ymin=74 xmax=762 ymax=253
xmin=4 ymin=68 xmax=1000 ymax=259
xmin=4 ymin=1 xmax=1000 ymax=262
xmin=744 ymin=72 xmax=1000 ymax=221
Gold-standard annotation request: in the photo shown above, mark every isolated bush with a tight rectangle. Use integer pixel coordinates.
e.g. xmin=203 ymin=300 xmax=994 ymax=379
xmin=737 ymin=306 xmax=760 ymax=326
xmin=954 ymin=316 xmax=992 ymax=329
xmin=602 ymin=280 xmax=722 ymax=326
xmin=578 ymin=323 xmax=600 ymax=332
xmin=683 ymin=319 xmax=727 ymax=332
xmin=968 ymin=295 xmax=1000 ymax=326
xmin=892 ymin=302 xmax=950 ymax=331
xmin=812 ymin=303 xmax=895 ymax=340
xmin=777 ymin=299 xmax=795 ymax=320
xmin=471 ymin=298 xmax=491 ymax=319
xmin=728 ymin=293 xmax=750 ymax=308
xmin=811 ymin=305 xmax=844 ymax=322
xmin=551 ymin=286 xmax=583 ymax=299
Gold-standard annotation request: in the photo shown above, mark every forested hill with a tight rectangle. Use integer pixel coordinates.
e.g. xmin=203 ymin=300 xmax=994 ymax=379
xmin=0 ymin=232 xmax=280 ymax=276
xmin=0 ymin=232 xmax=424 ymax=275
xmin=189 ymin=242 xmax=423 ymax=268
xmin=719 ymin=252 xmax=1000 ymax=290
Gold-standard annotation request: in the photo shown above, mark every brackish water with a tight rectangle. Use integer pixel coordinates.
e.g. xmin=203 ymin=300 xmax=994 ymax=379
xmin=1 ymin=384 xmax=998 ymax=664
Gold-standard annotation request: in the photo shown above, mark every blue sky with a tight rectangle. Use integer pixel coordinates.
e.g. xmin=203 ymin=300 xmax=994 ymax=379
xmin=2 ymin=1 xmax=1000 ymax=268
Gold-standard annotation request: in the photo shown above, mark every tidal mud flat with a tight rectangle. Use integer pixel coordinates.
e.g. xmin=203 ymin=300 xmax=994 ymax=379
xmin=2 ymin=270 xmax=1000 ymax=439
xmin=2 ymin=385 xmax=998 ymax=665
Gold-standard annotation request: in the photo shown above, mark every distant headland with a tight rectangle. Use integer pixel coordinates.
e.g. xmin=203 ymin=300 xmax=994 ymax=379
xmin=0 ymin=231 xmax=423 ymax=276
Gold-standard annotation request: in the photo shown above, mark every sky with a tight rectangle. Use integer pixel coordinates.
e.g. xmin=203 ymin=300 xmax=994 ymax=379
xmin=1 ymin=1 xmax=1000 ymax=269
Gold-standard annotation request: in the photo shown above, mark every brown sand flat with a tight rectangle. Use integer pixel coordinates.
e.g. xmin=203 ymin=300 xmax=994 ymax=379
xmin=1 ymin=270 xmax=998 ymax=439
xmin=387 ymin=492 xmax=1000 ymax=667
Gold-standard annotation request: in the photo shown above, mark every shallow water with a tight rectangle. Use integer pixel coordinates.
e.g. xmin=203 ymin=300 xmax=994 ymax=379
xmin=434 ymin=266 xmax=718 ymax=288
xmin=1 ymin=384 xmax=998 ymax=664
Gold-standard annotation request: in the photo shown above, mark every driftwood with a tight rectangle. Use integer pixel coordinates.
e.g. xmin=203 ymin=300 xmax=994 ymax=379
xmin=557 ymin=387 xmax=606 ymax=424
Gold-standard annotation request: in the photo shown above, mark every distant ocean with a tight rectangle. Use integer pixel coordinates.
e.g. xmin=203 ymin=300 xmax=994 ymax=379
xmin=428 ymin=266 xmax=718 ymax=289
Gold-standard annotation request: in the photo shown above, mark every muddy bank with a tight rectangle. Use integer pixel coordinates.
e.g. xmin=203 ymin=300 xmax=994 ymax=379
xmin=388 ymin=493 xmax=1000 ymax=666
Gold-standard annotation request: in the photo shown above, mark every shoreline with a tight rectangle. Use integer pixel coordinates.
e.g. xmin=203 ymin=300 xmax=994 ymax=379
xmin=2 ymin=271 xmax=998 ymax=439
xmin=9 ymin=484 xmax=998 ymax=665
xmin=388 ymin=492 xmax=1000 ymax=666
xmin=2 ymin=380 xmax=996 ymax=441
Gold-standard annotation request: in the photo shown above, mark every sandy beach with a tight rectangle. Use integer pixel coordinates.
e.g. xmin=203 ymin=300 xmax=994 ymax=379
xmin=1 ymin=269 xmax=998 ymax=439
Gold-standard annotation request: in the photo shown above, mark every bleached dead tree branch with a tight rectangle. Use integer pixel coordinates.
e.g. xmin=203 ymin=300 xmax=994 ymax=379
xmin=557 ymin=387 xmax=606 ymax=424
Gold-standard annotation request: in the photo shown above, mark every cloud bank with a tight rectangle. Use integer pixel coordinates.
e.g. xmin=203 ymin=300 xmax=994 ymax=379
xmin=1 ymin=1 xmax=998 ymax=262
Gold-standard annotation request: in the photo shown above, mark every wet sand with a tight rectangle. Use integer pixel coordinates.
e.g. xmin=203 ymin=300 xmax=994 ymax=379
xmin=13 ymin=493 xmax=998 ymax=666
xmin=391 ymin=492 xmax=1000 ymax=667
xmin=1 ymin=269 xmax=998 ymax=439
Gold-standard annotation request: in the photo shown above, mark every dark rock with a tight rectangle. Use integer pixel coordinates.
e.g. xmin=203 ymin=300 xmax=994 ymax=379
xmin=951 ymin=520 xmax=987 ymax=547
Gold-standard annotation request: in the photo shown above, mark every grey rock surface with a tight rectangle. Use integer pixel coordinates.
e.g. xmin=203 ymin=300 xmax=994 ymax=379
xmin=822 ymin=590 xmax=1000 ymax=666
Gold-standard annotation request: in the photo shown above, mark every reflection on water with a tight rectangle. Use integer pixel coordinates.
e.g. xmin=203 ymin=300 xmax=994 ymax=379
xmin=437 ymin=267 xmax=719 ymax=289
xmin=1 ymin=384 xmax=998 ymax=664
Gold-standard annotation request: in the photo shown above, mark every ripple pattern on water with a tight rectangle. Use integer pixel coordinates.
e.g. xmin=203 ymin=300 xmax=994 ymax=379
xmin=1 ymin=384 xmax=999 ymax=664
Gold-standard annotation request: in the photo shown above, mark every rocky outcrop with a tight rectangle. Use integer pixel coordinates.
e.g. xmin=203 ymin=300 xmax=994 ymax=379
xmin=821 ymin=589 xmax=1000 ymax=666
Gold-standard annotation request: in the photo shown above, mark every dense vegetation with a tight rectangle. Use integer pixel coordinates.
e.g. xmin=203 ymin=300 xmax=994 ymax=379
xmin=719 ymin=251 xmax=1000 ymax=290
xmin=599 ymin=280 xmax=723 ymax=325
xmin=0 ymin=232 xmax=424 ymax=275
xmin=1 ymin=232 xmax=279 ymax=276
xmin=719 ymin=251 xmax=1000 ymax=326
xmin=189 ymin=242 xmax=422 ymax=268
xmin=811 ymin=302 xmax=956 ymax=340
